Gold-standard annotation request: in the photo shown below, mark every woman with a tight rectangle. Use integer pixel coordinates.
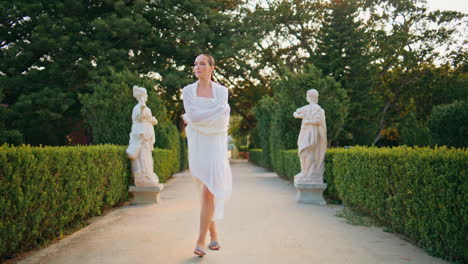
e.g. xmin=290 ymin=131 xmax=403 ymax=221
xmin=181 ymin=54 xmax=232 ymax=257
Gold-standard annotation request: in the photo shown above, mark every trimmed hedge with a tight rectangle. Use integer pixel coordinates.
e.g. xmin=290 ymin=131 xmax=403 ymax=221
xmin=333 ymin=146 xmax=467 ymax=262
xmin=0 ymin=144 xmax=183 ymax=261
xmin=249 ymin=149 xmax=269 ymax=169
xmin=249 ymin=148 xmax=342 ymax=202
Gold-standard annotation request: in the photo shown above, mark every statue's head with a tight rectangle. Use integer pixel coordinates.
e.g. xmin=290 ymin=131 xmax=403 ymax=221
xmin=133 ymin=86 xmax=148 ymax=102
xmin=307 ymin=89 xmax=319 ymax=104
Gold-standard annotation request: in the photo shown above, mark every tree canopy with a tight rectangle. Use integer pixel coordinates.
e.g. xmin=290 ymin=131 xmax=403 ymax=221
xmin=1 ymin=0 xmax=466 ymax=147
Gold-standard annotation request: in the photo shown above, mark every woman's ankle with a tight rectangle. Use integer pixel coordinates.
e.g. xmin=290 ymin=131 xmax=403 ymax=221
xmin=210 ymin=233 xmax=218 ymax=242
xmin=196 ymin=239 xmax=206 ymax=248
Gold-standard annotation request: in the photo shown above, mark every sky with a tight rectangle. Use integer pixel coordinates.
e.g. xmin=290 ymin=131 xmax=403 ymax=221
xmin=426 ymin=0 xmax=468 ymax=13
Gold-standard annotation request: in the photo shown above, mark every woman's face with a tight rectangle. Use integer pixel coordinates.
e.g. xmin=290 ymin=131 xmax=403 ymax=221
xmin=193 ymin=55 xmax=214 ymax=80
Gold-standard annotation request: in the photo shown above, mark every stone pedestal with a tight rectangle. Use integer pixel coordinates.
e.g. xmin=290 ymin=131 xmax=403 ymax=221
xmin=129 ymin=184 xmax=164 ymax=205
xmin=294 ymin=183 xmax=327 ymax=204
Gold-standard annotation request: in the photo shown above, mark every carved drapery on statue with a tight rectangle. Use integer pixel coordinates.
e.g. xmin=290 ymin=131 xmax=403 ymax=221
xmin=126 ymin=85 xmax=159 ymax=187
xmin=293 ymin=89 xmax=327 ymax=184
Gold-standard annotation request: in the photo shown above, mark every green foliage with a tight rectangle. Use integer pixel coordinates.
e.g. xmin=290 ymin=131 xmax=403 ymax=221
xmin=0 ymin=144 xmax=182 ymax=261
xmin=410 ymin=64 xmax=468 ymax=122
xmin=257 ymin=0 xmax=466 ymax=146
xmin=0 ymin=0 xmax=134 ymax=145
xmin=228 ymin=115 xmax=249 ymax=149
xmin=429 ymin=100 xmax=468 ymax=148
xmin=154 ymin=120 xmax=181 ymax=175
xmin=312 ymin=0 xmax=381 ymax=146
xmin=248 ymin=149 xmax=267 ymax=168
xmin=333 ymin=146 xmax=468 ymax=262
xmin=267 ymin=64 xmax=348 ymax=171
xmin=0 ymin=89 xmax=23 ymax=145
xmin=179 ymin=134 xmax=188 ymax=171
xmin=152 ymin=148 xmax=176 ymax=183
xmin=0 ymin=144 xmax=129 ymax=261
xmin=0 ymin=0 xmax=263 ymax=145
xmin=398 ymin=112 xmax=432 ymax=147
xmin=252 ymin=96 xmax=277 ymax=168
xmin=80 ymin=69 xmax=166 ymax=145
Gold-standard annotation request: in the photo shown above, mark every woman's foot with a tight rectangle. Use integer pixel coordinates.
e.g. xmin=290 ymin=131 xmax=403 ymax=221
xmin=208 ymin=241 xmax=220 ymax=250
xmin=194 ymin=247 xmax=206 ymax=257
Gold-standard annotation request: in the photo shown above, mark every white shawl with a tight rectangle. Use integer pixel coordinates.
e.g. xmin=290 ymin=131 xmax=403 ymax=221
xmin=182 ymin=81 xmax=230 ymax=135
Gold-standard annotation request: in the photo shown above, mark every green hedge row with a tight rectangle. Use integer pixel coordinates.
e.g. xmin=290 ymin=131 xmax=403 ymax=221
xmin=249 ymin=149 xmax=268 ymax=168
xmin=249 ymin=148 xmax=342 ymax=202
xmin=0 ymin=144 xmax=185 ymax=261
xmin=333 ymin=146 xmax=467 ymax=262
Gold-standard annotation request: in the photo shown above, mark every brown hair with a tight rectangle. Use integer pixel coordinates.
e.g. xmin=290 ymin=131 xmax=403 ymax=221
xmin=199 ymin=53 xmax=215 ymax=67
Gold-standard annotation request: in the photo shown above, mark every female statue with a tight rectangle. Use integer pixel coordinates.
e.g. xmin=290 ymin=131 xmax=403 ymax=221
xmin=126 ymin=86 xmax=159 ymax=187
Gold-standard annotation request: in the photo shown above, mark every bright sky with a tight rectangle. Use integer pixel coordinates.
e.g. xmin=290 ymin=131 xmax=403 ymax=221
xmin=426 ymin=0 xmax=468 ymax=13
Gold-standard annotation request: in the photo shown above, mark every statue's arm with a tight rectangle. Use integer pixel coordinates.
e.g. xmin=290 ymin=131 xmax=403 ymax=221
xmin=151 ymin=116 xmax=158 ymax=125
xmin=293 ymin=107 xmax=304 ymax=119
xmin=303 ymin=119 xmax=321 ymax=125
xmin=144 ymin=107 xmax=158 ymax=125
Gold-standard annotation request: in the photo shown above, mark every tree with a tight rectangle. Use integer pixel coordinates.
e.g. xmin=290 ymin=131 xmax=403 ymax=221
xmin=251 ymin=0 xmax=466 ymax=146
xmin=364 ymin=0 xmax=466 ymax=144
xmin=397 ymin=112 xmax=432 ymax=146
xmin=0 ymin=87 xmax=23 ymax=145
xmin=429 ymin=100 xmax=468 ymax=148
xmin=0 ymin=0 xmax=157 ymax=145
xmin=0 ymin=0 xmax=265 ymax=145
xmin=312 ymin=0 xmax=381 ymax=146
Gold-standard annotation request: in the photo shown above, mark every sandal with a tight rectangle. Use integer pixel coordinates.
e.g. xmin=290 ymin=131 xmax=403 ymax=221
xmin=208 ymin=241 xmax=220 ymax=250
xmin=194 ymin=247 xmax=206 ymax=257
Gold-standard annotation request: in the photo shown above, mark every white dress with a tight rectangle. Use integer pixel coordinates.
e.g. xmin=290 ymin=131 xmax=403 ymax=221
xmin=182 ymin=81 xmax=232 ymax=221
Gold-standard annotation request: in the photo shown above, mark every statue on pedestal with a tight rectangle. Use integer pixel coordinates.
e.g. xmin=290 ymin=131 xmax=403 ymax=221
xmin=292 ymin=89 xmax=327 ymax=202
xmin=126 ymin=85 xmax=159 ymax=187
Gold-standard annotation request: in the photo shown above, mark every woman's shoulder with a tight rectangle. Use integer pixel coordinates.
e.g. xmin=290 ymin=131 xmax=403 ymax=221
xmin=182 ymin=82 xmax=196 ymax=91
xmin=213 ymin=81 xmax=228 ymax=96
xmin=182 ymin=82 xmax=197 ymax=98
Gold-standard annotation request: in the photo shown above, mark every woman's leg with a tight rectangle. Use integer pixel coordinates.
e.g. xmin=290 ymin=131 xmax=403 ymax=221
xmin=197 ymin=186 xmax=214 ymax=248
xmin=209 ymin=221 xmax=218 ymax=242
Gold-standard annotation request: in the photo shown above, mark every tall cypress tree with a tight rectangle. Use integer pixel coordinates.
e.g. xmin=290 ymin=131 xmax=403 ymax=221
xmin=312 ymin=0 xmax=380 ymax=146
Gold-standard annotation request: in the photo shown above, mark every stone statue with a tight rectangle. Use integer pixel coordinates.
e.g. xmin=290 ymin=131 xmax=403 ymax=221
xmin=293 ymin=89 xmax=327 ymax=184
xmin=126 ymin=85 xmax=159 ymax=187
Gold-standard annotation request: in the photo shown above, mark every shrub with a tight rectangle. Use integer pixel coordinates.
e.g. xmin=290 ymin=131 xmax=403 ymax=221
xmin=249 ymin=149 xmax=263 ymax=165
xmin=154 ymin=121 xmax=181 ymax=176
xmin=253 ymin=96 xmax=277 ymax=168
xmin=0 ymin=89 xmax=24 ymax=145
xmin=0 ymin=144 xmax=129 ymax=261
xmin=398 ymin=112 xmax=432 ymax=147
xmin=179 ymin=134 xmax=188 ymax=171
xmin=0 ymin=144 xmax=181 ymax=261
xmin=333 ymin=146 xmax=467 ymax=262
xmin=429 ymin=100 xmax=468 ymax=147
